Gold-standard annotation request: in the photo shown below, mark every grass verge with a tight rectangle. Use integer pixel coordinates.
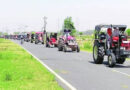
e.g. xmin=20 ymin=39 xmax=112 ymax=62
xmin=0 ymin=39 xmax=62 ymax=90
xmin=76 ymin=35 xmax=93 ymax=53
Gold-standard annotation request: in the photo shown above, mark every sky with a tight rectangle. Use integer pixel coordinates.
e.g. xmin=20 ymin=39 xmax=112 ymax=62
xmin=0 ymin=0 xmax=130 ymax=33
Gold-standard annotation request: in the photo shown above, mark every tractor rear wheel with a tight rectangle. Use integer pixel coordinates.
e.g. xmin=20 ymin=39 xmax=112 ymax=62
xmin=93 ymin=43 xmax=104 ymax=64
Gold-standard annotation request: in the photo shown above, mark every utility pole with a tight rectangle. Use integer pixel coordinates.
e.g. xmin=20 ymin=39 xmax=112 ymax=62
xmin=42 ymin=16 xmax=47 ymax=33
xmin=42 ymin=16 xmax=47 ymax=44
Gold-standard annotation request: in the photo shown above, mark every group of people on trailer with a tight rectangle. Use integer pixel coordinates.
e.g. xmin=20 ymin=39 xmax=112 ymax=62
xmin=104 ymin=26 xmax=129 ymax=50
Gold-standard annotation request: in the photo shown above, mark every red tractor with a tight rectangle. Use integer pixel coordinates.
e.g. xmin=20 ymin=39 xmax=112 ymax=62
xmin=93 ymin=25 xmax=130 ymax=67
xmin=35 ymin=32 xmax=44 ymax=44
xmin=58 ymin=29 xmax=80 ymax=52
xmin=46 ymin=33 xmax=57 ymax=47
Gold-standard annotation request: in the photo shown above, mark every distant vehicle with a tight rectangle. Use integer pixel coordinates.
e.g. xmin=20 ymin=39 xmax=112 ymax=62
xmin=58 ymin=29 xmax=80 ymax=52
xmin=24 ymin=33 xmax=31 ymax=42
xmin=20 ymin=35 xmax=24 ymax=44
xmin=31 ymin=32 xmax=35 ymax=43
xmin=35 ymin=32 xmax=44 ymax=44
xmin=46 ymin=33 xmax=57 ymax=47
xmin=93 ymin=24 xmax=130 ymax=67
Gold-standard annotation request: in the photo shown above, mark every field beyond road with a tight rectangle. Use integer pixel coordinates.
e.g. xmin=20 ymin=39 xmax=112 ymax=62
xmin=0 ymin=39 xmax=62 ymax=90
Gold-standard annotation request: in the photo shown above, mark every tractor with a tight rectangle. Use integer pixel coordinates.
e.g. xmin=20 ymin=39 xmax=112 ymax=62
xmin=93 ymin=25 xmax=130 ymax=67
xmin=58 ymin=29 xmax=80 ymax=52
xmin=46 ymin=33 xmax=57 ymax=47
xmin=35 ymin=32 xmax=44 ymax=44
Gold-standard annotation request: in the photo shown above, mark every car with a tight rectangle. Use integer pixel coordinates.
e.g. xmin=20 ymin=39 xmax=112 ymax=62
xmin=93 ymin=24 xmax=130 ymax=67
xmin=46 ymin=33 xmax=57 ymax=47
xmin=58 ymin=29 xmax=80 ymax=52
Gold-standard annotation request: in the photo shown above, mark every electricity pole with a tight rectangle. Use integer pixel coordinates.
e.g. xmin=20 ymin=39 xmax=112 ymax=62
xmin=42 ymin=16 xmax=47 ymax=44
xmin=42 ymin=16 xmax=47 ymax=34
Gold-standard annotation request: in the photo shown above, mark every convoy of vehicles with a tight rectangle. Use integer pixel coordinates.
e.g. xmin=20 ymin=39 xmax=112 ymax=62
xmin=93 ymin=25 xmax=130 ymax=67
xmin=3 ymin=24 xmax=130 ymax=68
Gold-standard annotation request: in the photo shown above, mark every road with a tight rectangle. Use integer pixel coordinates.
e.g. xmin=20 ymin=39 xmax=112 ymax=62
xmin=13 ymin=40 xmax=130 ymax=90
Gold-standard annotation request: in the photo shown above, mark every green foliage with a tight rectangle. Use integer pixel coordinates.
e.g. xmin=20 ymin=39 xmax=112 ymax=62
xmin=126 ymin=29 xmax=130 ymax=36
xmin=0 ymin=32 xmax=3 ymax=36
xmin=63 ymin=17 xmax=77 ymax=36
xmin=4 ymin=32 xmax=8 ymax=35
xmin=79 ymin=32 xmax=83 ymax=35
xmin=13 ymin=32 xmax=20 ymax=35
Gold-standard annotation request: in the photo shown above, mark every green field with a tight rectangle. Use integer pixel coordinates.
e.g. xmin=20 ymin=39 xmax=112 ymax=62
xmin=76 ymin=35 xmax=94 ymax=52
xmin=0 ymin=39 xmax=62 ymax=90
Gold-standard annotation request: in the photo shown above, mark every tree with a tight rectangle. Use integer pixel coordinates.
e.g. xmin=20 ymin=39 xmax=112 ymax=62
xmin=0 ymin=32 xmax=3 ymax=36
xmin=79 ymin=32 xmax=83 ymax=36
xmin=14 ymin=32 xmax=20 ymax=35
xmin=126 ymin=29 xmax=130 ymax=36
xmin=63 ymin=17 xmax=77 ymax=36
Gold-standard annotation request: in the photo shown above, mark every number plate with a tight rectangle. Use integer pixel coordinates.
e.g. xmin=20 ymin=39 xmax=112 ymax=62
xmin=124 ymin=51 xmax=130 ymax=55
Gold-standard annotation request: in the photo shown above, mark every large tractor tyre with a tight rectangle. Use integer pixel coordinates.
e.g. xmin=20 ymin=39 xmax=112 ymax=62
xmin=93 ymin=43 xmax=104 ymax=64
xmin=116 ymin=58 xmax=126 ymax=64
xmin=42 ymin=41 xmax=44 ymax=44
xmin=77 ymin=46 xmax=80 ymax=52
xmin=108 ymin=53 xmax=116 ymax=67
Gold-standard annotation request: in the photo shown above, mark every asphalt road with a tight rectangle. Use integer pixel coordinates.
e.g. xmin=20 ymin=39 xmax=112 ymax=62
xmin=13 ymin=40 xmax=130 ymax=90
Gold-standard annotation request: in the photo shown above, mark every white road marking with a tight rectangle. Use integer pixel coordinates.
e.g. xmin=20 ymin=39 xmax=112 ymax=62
xmin=112 ymin=69 xmax=130 ymax=77
xmin=14 ymin=41 xmax=77 ymax=90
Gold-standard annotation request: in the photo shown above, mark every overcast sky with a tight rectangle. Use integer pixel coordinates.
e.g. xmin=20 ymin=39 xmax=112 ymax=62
xmin=0 ymin=0 xmax=130 ymax=33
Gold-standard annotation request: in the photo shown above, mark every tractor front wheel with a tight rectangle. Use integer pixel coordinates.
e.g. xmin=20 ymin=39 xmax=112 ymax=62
xmin=116 ymin=58 xmax=126 ymax=64
xmin=77 ymin=46 xmax=80 ymax=52
xmin=108 ymin=53 xmax=116 ymax=67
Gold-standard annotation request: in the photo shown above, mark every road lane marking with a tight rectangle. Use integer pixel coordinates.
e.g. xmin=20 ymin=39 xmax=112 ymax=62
xmin=112 ymin=69 xmax=130 ymax=77
xmin=14 ymin=41 xmax=77 ymax=90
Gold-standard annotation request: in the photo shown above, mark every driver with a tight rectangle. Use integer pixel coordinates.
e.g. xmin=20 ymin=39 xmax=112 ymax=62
xmin=106 ymin=28 xmax=112 ymax=49
xmin=112 ymin=27 xmax=119 ymax=37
